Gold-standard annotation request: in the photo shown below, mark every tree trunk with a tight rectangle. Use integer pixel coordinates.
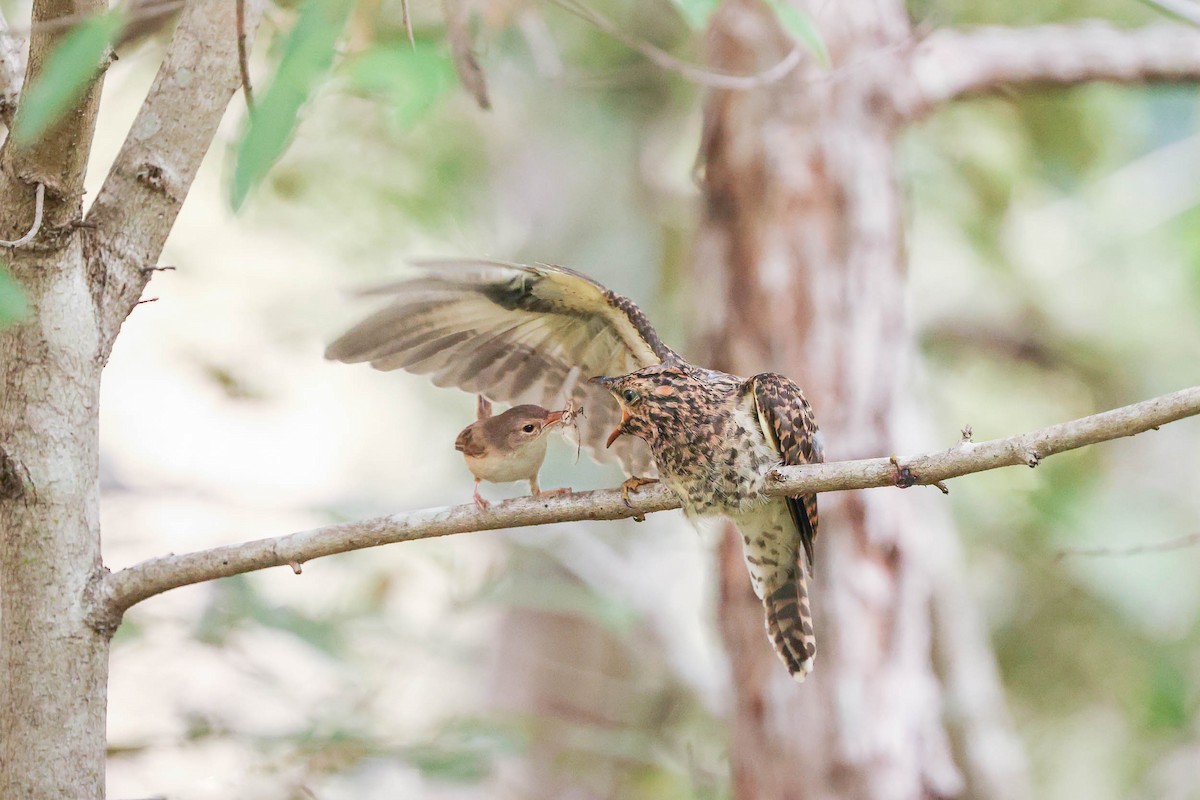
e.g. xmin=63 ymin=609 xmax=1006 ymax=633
xmin=0 ymin=4 xmax=110 ymax=794
xmin=0 ymin=0 xmax=256 ymax=792
xmin=692 ymin=1 xmax=1022 ymax=797
xmin=0 ymin=246 xmax=111 ymax=799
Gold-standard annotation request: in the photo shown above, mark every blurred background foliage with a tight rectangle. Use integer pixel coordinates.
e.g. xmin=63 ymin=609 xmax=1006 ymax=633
xmin=2 ymin=0 xmax=1196 ymax=795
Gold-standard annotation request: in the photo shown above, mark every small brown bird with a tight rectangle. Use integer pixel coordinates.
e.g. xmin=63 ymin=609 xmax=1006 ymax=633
xmin=454 ymin=396 xmax=569 ymax=509
xmin=326 ymin=260 xmax=824 ymax=681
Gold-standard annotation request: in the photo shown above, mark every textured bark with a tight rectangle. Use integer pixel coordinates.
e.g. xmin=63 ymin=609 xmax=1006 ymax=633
xmin=0 ymin=245 xmax=109 ymax=800
xmin=0 ymin=0 xmax=109 ymax=794
xmin=692 ymin=1 xmax=1024 ymax=797
xmin=0 ymin=0 xmax=261 ymax=795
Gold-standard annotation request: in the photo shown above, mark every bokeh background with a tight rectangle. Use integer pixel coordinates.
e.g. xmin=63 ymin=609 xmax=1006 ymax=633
xmin=5 ymin=0 xmax=1195 ymax=795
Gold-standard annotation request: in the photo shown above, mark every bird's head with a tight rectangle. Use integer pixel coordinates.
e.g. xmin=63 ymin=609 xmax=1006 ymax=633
xmin=491 ymin=405 xmax=565 ymax=451
xmin=590 ymin=363 xmax=692 ymax=448
xmin=456 ymin=404 xmax=565 ymax=455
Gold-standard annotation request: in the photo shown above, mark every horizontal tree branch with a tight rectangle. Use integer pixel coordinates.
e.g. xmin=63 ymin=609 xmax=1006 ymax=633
xmin=902 ymin=21 xmax=1200 ymax=120
xmin=1057 ymin=530 xmax=1200 ymax=558
xmin=85 ymin=384 xmax=1200 ymax=633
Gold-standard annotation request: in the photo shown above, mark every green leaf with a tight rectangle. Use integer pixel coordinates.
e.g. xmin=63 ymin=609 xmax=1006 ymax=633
xmin=1144 ymin=656 xmax=1189 ymax=732
xmin=0 ymin=264 xmax=27 ymax=328
xmin=231 ymin=0 xmax=356 ymax=209
xmin=346 ymin=41 xmax=455 ymax=129
xmin=11 ymin=12 xmax=122 ymax=146
xmin=766 ymin=1 xmax=829 ymax=69
xmin=669 ymin=0 xmax=719 ymax=30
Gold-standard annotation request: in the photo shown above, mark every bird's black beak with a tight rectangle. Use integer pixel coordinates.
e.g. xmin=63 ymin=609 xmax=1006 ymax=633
xmin=588 ymin=375 xmax=615 ymax=387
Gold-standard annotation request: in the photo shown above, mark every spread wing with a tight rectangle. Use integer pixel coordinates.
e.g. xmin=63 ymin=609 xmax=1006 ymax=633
xmin=325 ymin=259 xmax=677 ymax=476
xmin=749 ymin=372 xmax=824 ymax=573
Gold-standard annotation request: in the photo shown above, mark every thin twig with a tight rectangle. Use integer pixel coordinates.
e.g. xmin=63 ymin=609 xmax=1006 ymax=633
xmin=0 ymin=0 xmax=186 ymax=39
xmin=550 ymin=0 xmax=803 ymax=90
xmin=1057 ymin=531 xmax=1200 ymax=559
xmin=84 ymin=384 xmax=1200 ymax=631
xmin=442 ymin=0 xmax=490 ymax=108
xmin=236 ymin=0 xmax=254 ymax=110
xmin=401 ymin=0 xmax=414 ymax=47
xmin=0 ymin=183 xmax=45 ymax=248
xmin=1135 ymin=0 xmax=1200 ymax=28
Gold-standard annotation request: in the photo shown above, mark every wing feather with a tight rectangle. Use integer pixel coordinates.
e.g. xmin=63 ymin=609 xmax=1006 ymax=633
xmin=749 ymin=373 xmax=823 ymax=573
xmin=327 ymin=259 xmax=672 ymax=474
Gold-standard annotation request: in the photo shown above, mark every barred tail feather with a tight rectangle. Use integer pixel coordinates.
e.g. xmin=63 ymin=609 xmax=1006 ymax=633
xmin=763 ymin=569 xmax=816 ymax=682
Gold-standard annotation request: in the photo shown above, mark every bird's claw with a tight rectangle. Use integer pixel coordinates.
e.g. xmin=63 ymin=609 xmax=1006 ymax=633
xmin=620 ymin=476 xmax=659 ymax=507
xmin=472 ymin=491 xmax=491 ymax=511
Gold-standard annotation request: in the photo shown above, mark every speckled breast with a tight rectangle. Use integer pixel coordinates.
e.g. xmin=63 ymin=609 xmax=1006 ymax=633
xmin=649 ymin=390 xmax=780 ymax=516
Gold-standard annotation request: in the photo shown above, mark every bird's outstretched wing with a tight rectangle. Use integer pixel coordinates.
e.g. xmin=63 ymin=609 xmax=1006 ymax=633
xmin=326 ymin=259 xmax=676 ymax=476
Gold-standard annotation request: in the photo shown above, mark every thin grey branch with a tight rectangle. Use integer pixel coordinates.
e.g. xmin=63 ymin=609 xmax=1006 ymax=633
xmin=236 ymin=0 xmax=254 ymax=110
xmin=0 ymin=0 xmax=184 ymax=38
xmin=401 ymin=0 xmax=414 ymax=47
xmin=1057 ymin=531 xmax=1200 ymax=558
xmin=552 ymin=0 xmax=802 ymax=90
xmin=1136 ymin=0 xmax=1200 ymax=28
xmin=0 ymin=181 xmax=43 ymax=246
xmin=84 ymin=0 xmax=264 ymax=356
xmin=85 ymin=385 xmax=1200 ymax=633
xmin=442 ymin=0 xmax=490 ymax=109
xmin=902 ymin=21 xmax=1200 ymax=120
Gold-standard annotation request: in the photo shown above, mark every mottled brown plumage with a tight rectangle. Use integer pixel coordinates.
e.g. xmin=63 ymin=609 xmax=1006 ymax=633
xmin=326 ymin=260 xmax=824 ymax=680
xmin=592 ymin=366 xmax=823 ymax=679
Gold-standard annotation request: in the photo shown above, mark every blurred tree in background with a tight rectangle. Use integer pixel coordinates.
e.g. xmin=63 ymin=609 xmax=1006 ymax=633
xmin=1 ymin=0 xmax=1199 ymax=797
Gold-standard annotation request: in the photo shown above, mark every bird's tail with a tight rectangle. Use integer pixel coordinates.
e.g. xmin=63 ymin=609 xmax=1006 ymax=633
xmin=763 ymin=567 xmax=816 ymax=682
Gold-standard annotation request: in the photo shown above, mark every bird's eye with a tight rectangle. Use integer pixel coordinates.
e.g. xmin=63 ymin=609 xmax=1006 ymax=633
xmin=622 ymin=388 xmax=638 ymax=403
xmin=522 ymin=424 xmax=536 ymax=433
